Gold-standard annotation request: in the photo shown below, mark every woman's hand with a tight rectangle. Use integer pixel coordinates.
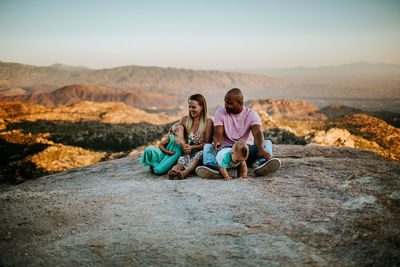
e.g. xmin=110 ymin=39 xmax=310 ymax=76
xmin=183 ymin=145 xmax=192 ymax=154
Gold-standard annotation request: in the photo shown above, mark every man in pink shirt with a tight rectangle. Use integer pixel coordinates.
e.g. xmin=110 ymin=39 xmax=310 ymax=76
xmin=196 ymin=88 xmax=281 ymax=178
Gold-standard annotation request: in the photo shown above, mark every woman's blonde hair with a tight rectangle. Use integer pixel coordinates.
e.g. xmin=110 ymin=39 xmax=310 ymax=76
xmin=186 ymin=94 xmax=208 ymax=137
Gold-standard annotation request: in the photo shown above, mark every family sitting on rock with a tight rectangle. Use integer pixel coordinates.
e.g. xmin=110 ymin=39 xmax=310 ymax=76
xmin=140 ymin=88 xmax=281 ymax=180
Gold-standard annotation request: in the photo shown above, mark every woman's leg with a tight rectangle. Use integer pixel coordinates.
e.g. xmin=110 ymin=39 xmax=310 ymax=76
xmin=177 ymin=159 xmax=201 ymax=179
xmin=168 ymin=164 xmax=184 ymax=180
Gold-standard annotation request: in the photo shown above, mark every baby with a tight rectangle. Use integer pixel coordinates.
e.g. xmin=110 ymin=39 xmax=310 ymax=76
xmin=216 ymin=141 xmax=249 ymax=181
xmin=140 ymin=123 xmax=187 ymax=175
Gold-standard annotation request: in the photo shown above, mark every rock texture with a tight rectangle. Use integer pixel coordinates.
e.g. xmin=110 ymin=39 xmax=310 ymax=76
xmin=1 ymin=145 xmax=400 ymax=266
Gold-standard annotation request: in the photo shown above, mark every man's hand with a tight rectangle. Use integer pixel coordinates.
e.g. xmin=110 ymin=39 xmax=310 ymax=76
xmin=258 ymin=150 xmax=271 ymax=161
xmin=212 ymin=141 xmax=222 ymax=153
xmin=251 ymin=124 xmax=271 ymax=161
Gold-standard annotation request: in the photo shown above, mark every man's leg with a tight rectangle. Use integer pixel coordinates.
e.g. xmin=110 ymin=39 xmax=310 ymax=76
xmin=246 ymin=140 xmax=273 ymax=166
xmin=196 ymin=144 xmax=222 ymax=179
xmin=249 ymin=140 xmax=281 ymax=176
xmin=202 ymin=143 xmax=218 ymax=169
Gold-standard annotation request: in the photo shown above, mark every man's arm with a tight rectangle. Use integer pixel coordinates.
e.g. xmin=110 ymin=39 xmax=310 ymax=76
xmin=251 ymin=124 xmax=271 ymax=161
xmin=212 ymin=125 xmax=224 ymax=153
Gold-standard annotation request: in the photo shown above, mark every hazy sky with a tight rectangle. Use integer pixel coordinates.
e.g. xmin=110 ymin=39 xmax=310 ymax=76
xmin=1 ymin=0 xmax=399 ymax=70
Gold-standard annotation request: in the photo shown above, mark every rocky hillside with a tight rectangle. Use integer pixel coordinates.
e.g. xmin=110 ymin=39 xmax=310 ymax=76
xmin=325 ymin=114 xmax=400 ymax=161
xmin=0 ymin=101 xmax=176 ymax=183
xmin=247 ymin=99 xmax=400 ymax=162
xmin=0 ymin=85 xmax=186 ymax=113
xmin=2 ymin=97 xmax=399 ymax=184
xmin=319 ymin=104 xmax=400 ymax=128
xmin=1 ymin=145 xmax=399 ymax=266
xmin=246 ymin=98 xmax=326 ymax=120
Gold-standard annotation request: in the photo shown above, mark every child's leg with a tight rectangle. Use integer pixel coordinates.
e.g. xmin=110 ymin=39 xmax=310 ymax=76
xmin=140 ymin=146 xmax=163 ymax=167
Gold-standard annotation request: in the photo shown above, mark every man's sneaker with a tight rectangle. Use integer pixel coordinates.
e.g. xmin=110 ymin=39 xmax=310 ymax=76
xmin=195 ymin=166 xmax=222 ymax=179
xmin=254 ymin=158 xmax=281 ymax=176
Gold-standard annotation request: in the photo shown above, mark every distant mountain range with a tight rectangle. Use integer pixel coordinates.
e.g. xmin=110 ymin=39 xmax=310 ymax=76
xmin=0 ymin=61 xmax=281 ymax=107
xmin=228 ymin=62 xmax=400 ymax=82
xmin=1 ymin=60 xmax=399 ymax=112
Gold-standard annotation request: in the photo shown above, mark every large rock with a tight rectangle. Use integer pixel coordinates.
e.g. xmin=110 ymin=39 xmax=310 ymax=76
xmin=1 ymin=145 xmax=399 ymax=266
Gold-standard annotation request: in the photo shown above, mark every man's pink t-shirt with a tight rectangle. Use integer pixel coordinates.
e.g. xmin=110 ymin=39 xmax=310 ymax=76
xmin=214 ymin=106 xmax=262 ymax=147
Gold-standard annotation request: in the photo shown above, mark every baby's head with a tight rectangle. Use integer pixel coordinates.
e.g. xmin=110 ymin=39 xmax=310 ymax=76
xmin=231 ymin=141 xmax=249 ymax=163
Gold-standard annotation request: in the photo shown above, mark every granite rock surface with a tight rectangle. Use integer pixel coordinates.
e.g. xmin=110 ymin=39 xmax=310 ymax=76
xmin=1 ymin=145 xmax=399 ymax=266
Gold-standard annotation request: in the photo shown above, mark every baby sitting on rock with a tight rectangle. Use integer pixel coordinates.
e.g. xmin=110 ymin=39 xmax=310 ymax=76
xmin=196 ymin=141 xmax=249 ymax=181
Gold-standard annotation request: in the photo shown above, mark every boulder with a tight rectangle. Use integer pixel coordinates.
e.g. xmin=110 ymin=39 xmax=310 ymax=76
xmin=1 ymin=145 xmax=399 ymax=266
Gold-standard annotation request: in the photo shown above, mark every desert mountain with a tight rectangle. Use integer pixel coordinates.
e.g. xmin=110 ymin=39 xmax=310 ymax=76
xmin=0 ymin=84 xmax=186 ymax=112
xmin=1 ymin=145 xmax=399 ymax=265
xmin=0 ymin=61 xmax=281 ymax=106
xmin=1 ymin=60 xmax=399 ymax=111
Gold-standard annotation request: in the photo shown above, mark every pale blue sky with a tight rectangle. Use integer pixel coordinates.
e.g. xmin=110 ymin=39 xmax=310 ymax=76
xmin=1 ymin=0 xmax=399 ymax=69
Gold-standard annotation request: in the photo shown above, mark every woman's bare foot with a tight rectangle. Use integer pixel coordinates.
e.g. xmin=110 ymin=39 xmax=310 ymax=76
xmin=168 ymin=169 xmax=178 ymax=180
xmin=177 ymin=170 xmax=189 ymax=180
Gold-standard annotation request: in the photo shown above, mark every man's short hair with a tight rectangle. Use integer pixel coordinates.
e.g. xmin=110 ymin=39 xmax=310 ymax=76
xmin=227 ymin=88 xmax=243 ymax=104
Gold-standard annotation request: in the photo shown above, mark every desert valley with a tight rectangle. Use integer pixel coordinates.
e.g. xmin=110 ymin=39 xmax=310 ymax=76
xmin=0 ymin=61 xmax=399 ymax=184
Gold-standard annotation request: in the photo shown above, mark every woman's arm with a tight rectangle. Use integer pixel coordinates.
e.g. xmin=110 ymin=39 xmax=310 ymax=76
xmin=183 ymin=118 xmax=213 ymax=152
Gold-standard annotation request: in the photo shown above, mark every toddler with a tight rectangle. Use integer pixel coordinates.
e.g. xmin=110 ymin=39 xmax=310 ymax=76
xmin=140 ymin=123 xmax=187 ymax=175
xmin=216 ymin=141 xmax=249 ymax=181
